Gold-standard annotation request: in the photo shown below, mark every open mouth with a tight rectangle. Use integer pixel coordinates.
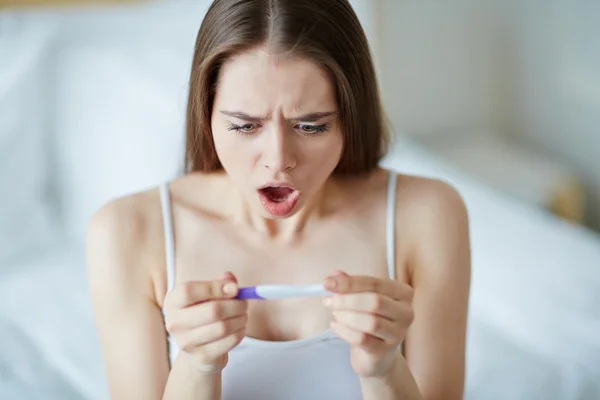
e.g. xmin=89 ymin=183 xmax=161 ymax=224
xmin=259 ymin=186 xmax=295 ymax=202
xmin=257 ymin=185 xmax=301 ymax=217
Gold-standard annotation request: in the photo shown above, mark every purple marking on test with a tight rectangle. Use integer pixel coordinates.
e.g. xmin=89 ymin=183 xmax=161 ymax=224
xmin=235 ymin=286 xmax=264 ymax=300
xmin=234 ymin=284 xmax=332 ymax=300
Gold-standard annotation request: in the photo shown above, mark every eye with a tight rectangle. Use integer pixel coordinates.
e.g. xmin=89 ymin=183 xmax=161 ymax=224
xmin=296 ymin=124 xmax=329 ymax=135
xmin=228 ymin=123 xmax=257 ymax=135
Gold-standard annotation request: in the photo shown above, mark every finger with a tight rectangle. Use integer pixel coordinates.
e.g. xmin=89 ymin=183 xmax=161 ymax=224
xmin=169 ymin=278 xmax=239 ymax=308
xmin=324 ymin=292 xmax=399 ymax=320
xmin=329 ymin=320 xmax=384 ymax=352
xmin=332 ymin=310 xmax=400 ymax=344
xmin=330 ymin=270 xmax=347 ymax=278
xmin=178 ymin=314 xmax=248 ymax=350
xmin=166 ymin=299 xmax=248 ymax=332
xmin=325 ymin=274 xmax=411 ymax=301
xmin=221 ymin=271 xmax=238 ymax=283
xmin=191 ymin=325 xmax=247 ymax=363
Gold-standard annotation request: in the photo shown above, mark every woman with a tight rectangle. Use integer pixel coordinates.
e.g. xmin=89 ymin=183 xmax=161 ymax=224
xmin=86 ymin=0 xmax=471 ymax=399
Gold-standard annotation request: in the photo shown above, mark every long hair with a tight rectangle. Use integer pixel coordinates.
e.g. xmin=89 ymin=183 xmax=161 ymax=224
xmin=185 ymin=0 xmax=389 ymax=176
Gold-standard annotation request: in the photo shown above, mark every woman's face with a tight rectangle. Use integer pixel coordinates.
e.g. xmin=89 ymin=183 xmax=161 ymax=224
xmin=211 ymin=46 xmax=343 ymax=219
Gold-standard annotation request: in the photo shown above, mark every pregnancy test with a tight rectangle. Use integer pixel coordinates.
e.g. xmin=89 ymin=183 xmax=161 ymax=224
xmin=235 ymin=284 xmax=332 ymax=300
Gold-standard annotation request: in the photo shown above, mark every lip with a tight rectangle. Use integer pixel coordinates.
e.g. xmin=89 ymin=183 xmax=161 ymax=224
xmin=258 ymin=181 xmax=298 ymax=191
xmin=257 ymin=186 xmax=302 ymax=217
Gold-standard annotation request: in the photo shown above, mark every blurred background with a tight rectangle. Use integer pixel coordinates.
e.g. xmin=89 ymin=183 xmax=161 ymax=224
xmin=0 ymin=0 xmax=599 ymax=399
xmin=375 ymin=0 xmax=600 ymax=230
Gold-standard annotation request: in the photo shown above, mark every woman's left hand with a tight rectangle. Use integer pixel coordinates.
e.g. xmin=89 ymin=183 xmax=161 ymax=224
xmin=323 ymin=271 xmax=415 ymax=378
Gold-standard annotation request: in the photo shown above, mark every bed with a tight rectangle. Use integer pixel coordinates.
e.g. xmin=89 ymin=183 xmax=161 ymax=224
xmin=1 ymin=1 xmax=599 ymax=399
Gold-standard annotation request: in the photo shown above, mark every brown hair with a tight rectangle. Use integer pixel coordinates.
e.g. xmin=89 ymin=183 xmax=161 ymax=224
xmin=185 ymin=0 xmax=389 ymax=176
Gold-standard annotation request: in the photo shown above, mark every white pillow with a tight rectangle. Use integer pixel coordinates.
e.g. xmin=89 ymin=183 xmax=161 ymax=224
xmin=53 ymin=2 xmax=212 ymax=242
xmin=0 ymin=14 xmax=56 ymax=264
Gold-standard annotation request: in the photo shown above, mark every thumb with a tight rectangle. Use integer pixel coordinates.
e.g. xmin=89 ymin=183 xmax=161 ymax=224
xmin=324 ymin=270 xmax=348 ymax=291
xmin=221 ymin=271 xmax=238 ymax=283
xmin=328 ymin=270 xmax=348 ymax=279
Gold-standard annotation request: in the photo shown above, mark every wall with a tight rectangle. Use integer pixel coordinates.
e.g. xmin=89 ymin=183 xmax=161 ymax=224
xmin=505 ymin=1 xmax=600 ymax=228
xmin=376 ymin=0 xmax=600 ymax=229
xmin=376 ymin=0 xmax=504 ymax=137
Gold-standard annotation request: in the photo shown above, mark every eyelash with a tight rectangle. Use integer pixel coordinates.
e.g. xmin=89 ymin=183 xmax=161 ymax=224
xmin=227 ymin=123 xmax=256 ymax=135
xmin=298 ymin=124 xmax=329 ymax=135
xmin=227 ymin=123 xmax=329 ymax=136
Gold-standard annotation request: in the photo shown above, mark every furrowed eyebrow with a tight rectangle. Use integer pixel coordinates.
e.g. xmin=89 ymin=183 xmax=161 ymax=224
xmin=220 ymin=111 xmax=265 ymax=122
xmin=220 ymin=110 xmax=337 ymax=123
xmin=290 ymin=111 xmax=337 ymax=122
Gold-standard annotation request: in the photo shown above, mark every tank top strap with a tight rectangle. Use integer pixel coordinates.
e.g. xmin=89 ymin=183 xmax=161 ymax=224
xmin=159 ymin=182 xmax=176 ymax=294
xmin=386 ymin=171 xmax=398 ymax=281
xmin=159 ymin=182 xmax=178 ymax=366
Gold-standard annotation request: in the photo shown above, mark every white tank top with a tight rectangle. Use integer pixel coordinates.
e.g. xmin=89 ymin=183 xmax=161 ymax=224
xmin=159 ymin=171 xmax=398 ymax=399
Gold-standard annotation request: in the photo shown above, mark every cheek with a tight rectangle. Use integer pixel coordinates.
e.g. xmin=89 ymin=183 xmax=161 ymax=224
xmin=212 ymin=127 xmax=244 ymax=167
xmin=303 ymin=133 xmax=344 ymax=171
xmin=211 ymin=127 xmax=229 ymax=157
xmin=212 ymin=127 xmax=261 ymax=176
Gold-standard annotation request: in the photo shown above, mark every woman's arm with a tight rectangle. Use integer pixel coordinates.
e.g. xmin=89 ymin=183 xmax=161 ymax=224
xmin=86 ymin=199 xmax=170 ymax=399
xmin=86 ymin=197 xmax=223 ymax=400
xmin=359 ymin=353 xmax=422 ymax=400
xmin=401 ymin=179 xmax=471 ymax=399
xmin=162 ymin=352 xmax=222 ymax=400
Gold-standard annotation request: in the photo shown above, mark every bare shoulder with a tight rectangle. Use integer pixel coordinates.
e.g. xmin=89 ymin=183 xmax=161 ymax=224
xmin=395 ymin=173 xmax=466 ymax=212
xmin=87 ymin=189 xmax=157 ymax=244
xmin=86 ymin=187 xmax=165 ymax=300
xmin=85 ymin=173 xmax=219 ymax=301
xmin=393 ymin=173 xmax=470 ymax=283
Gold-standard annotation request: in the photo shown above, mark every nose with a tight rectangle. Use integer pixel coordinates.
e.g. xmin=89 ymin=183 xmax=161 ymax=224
xmin=262 ymin=125 xmax=297 ymax=172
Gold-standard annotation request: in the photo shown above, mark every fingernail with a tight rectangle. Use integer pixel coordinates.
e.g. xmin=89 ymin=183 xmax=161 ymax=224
xmin=223 ymin=282 xmax=237 ymax=295
xmin=323 ymin=297 xmax=332 ymax=307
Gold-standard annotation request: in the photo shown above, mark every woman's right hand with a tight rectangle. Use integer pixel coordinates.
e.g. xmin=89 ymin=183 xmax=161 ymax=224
xmin=163 ymin=272 xmax=248 ymax=373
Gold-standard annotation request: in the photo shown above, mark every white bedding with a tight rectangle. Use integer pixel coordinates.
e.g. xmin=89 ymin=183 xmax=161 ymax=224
xmin=0 ymin=246 xmax=108 ymax=400
xmin=1 ymin=142 xmax=599 ymax=400
xmin=1 ymin=1 xmax=599 ymax=398
xmin=384 ymin=142 xmax=600 ymax=399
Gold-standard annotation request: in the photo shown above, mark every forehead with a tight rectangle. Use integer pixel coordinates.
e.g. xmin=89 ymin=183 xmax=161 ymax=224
xmin=214 ymin=46 xmax=336 ymax=114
